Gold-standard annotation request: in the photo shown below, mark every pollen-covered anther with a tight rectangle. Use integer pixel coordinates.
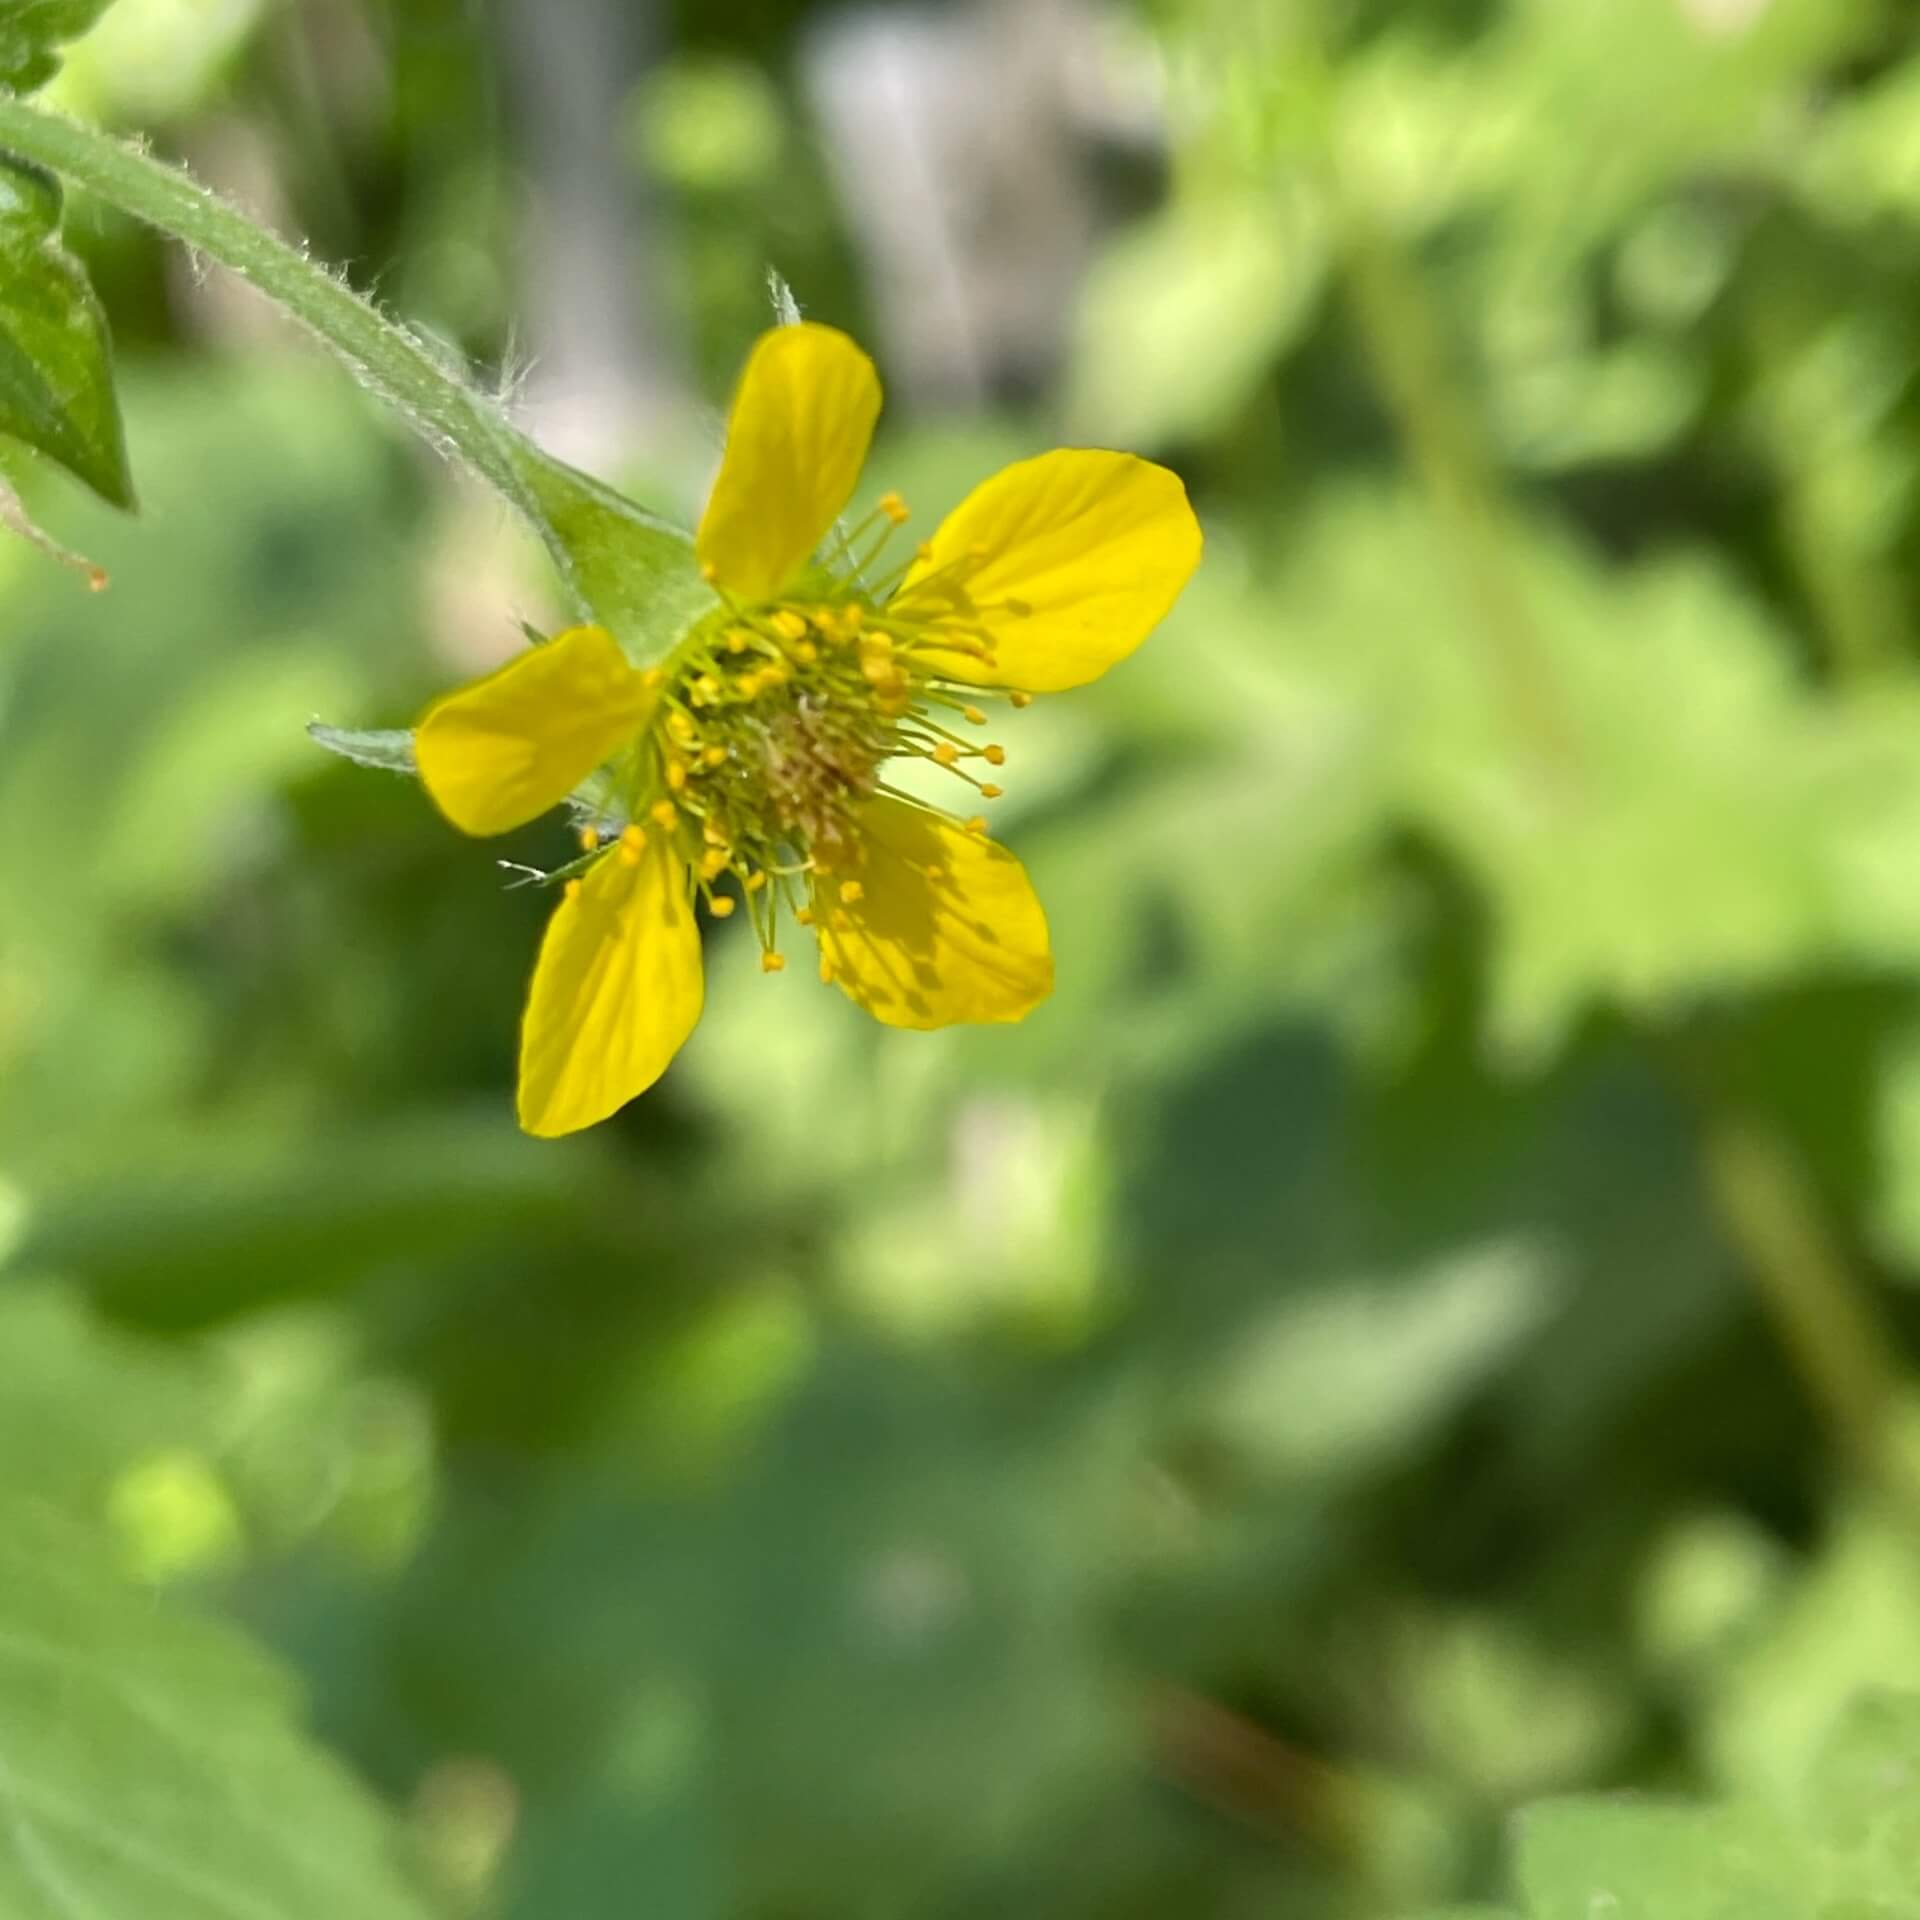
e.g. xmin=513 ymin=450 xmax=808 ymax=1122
xmin=963 ymin=705 xmax=987 ymax=727
xmin=724 ymin=628 xmax=751 ymax=655
xmin=771 ymin=609 xmax=809 ymax=642
xmin=983 ymin=744 xmax=1006 ymax=766
xmin=979 ymin=784 xmax=1004 ymax=799
xmin=650 ymin=799 xmax=678 ymax=829
xmin=879 ymin=490 xmax=910 ymax=526
xmin=839 ymin=880 xmax=865 ymax=904
xmin=703 ymin=745 xmax=728 ymax=769
xmin=692 ymin=674 xmax=725 ymax=706
xmin=819 ymin=956 xmax=835 ymax=983
xmin=667 ymin=760 xmax=689 ymax=792
xmin=762 ymin=951 xmax=786 ymax=973
xmin=579 ymin=827 xmax=601 ymax=852
xmin=965 ymin=815 xmax=989 ymax=836
xmin=700 ymin=847 xmax=730 ymax=880
xmin=933 ymin=742 xmax=960 ymax=769
xmin=618 ymin=824 xmax=647 ymax=867
xmin=746 ymin=870 xmax=768 ymax=893
xmin=709 ymin=895 xmax=736 ymax=918
xmin=795 ymin=906 xmax=815 ymax=926
xmin=1009 ymin=691 xmax=1034 ymax=709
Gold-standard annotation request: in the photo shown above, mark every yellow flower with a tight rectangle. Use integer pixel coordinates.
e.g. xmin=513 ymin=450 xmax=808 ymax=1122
xmin=416 ymin=322 xmax=1202 ymax=1137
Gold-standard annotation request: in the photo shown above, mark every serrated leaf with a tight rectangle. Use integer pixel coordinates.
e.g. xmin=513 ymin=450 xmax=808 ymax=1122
xmin=0 ymin=1498 xmax=433 ymax=1920
xmin=0 ymin=155 xmax=133 ymax=507
xmin=307 ymin=722 xmax=418 ymax=775
xmin=0 ymin=0 xmax=117 ymax=92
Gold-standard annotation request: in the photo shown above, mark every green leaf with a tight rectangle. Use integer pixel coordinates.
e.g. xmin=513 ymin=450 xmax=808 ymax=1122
xmin=0 ymin=0 xmax=117 ymax=92
xmin=0 ymin=1497 xmax=433 ymax=1919
xmin=1472 ymin=1691 xmax=1920 ymax=1919
xmin=0 ymin=155 xmax=133 ymax=507
xmin=307 ymin=722 xmax=418 ymax=776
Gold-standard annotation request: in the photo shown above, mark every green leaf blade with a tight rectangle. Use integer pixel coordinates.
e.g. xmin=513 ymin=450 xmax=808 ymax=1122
xmin=0 ymin=0 xmax=118 ymax=92
xmin=0 ymin=155 xmax=133 ymax=508
xmin=0 ymin=1499 xmax=434 ymax=1920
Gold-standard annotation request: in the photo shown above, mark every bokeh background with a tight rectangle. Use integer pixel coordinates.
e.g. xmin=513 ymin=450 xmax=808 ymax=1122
xmin=14 ymin=0 xmax=1920 ymax=1912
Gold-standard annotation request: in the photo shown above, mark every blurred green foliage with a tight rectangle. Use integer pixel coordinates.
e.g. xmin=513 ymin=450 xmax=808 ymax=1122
xmin=14 ymin=0 xmax=1920 ymax=1915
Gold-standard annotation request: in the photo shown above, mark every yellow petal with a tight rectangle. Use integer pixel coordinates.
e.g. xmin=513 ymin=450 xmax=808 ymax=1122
xmin=695 ymin=323 xmax=881 ymax=602
xmin=814 ymin=799 xmax=1052 ymax=1029
xmin=517 ymin=834 xmax=704 ymax=1137
xmin=417 ymin=625 xmax=655 ymax=838
xmin=897 ymin=449 xmax=1201 ymax=692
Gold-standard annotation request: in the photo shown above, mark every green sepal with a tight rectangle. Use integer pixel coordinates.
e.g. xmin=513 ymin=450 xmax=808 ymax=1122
xmin=307 ymin=723 xmax=417 ymax=776
xmin=516 ymin=450 xmax=716 ymax=668
xmin=0 ymin=0 xmax=119 ymax=92
xmin=0 ymin=153 xmax=133 ymax=507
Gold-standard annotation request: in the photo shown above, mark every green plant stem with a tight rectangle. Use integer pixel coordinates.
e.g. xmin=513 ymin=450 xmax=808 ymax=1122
xmin=0 ymin=92 xmax=580 ymax=597
xmin=1702 ymin=1103 xmax=1909 ymax=1490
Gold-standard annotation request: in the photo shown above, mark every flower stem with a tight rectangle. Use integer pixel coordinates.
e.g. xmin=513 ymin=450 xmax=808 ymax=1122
xmin=0 ymin=92 xmax=608 ymax=615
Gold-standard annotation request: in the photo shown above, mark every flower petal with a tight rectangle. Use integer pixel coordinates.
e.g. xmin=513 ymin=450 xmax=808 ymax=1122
xmin=897 ymin=450 xmax=1201 ymax=692
xmin=695 ymin=323 xmax=881 ymax=602
xmin=517 ymin=834 xmax=704 ymax=1137
xmin=813 ymin=798 xmax=1052 ymax=1029
xmin=417 ymin=625 xmax=656 ymax=838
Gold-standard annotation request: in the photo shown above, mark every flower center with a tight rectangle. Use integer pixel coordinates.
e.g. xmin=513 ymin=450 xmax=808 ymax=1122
xmin=580 ymin=496 xmax=1030 ymax=975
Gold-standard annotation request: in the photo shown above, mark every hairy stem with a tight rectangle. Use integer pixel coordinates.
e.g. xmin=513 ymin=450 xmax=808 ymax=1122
xmin=0 ymin=92 xmax=589 ymax=606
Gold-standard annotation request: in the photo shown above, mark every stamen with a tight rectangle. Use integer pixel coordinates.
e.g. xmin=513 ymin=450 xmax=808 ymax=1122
xmin=879 ymin=491 xmax=910 ymax=526
xmin=839 ymin=880 xmax=865 ymax=905
xmin=983 ymin=744 xmax=1006 ymax=766
xmin=579 ymin=827 xmax=600 ymax=852
xmin=709 ymin=895 xmax=736 ymax=919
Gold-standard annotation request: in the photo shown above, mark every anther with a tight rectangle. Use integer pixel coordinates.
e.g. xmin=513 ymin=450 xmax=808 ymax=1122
xmin=965 ymin=816 xmax=989 ymax=835
xmin=933 ymin=743 xmax=959 ymax=768
xmin=565 ymin=879 xmax=582 ymax=902
xmin=963 ymin=705 xmax=987 ymax=727
xmin=819 ymin=957 xmax=835 ymax=984
xmin=650 ymin=799 xmax=679 ymax=828
xmin=839 ymin=880 xmax=865 ymax=904
xmin=641 ymin=667 xmax=665 ymax=690
xmin=701 ymin=847 xmax=729 ymax=880
xmin=1009 ymin=691 xmax=1033 ymax=709
xmin=795 ymin=906 xmax=815 ymax=926
xmin=879 ymin=491 xmax=910 ymax=526
xmin=700 ymin=561 xmax=719 ymax=584
xmin=746 ymin=870 xmax=768 ymax=893
xmin=979 ymin=783 xmax=1004 ymax=799
xmin=579 ymin=827 xmax=600 ymax=852
xmin=772 ymin=610 xmax=808 ymax=641
xmin=667 ymin=760 xmax=688 ymax=792
xmin=709 ymin=895 xmax=736 ymax=918
xmin=619 ymin=824 xmax=646 ymax=867
xmin=983 ymin=744 xmax=1006 ymax=766
xmin=762 ymin=951 xmax=786 ymax=973
xmin=703 ymin=745 xmax=728 ymax=769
